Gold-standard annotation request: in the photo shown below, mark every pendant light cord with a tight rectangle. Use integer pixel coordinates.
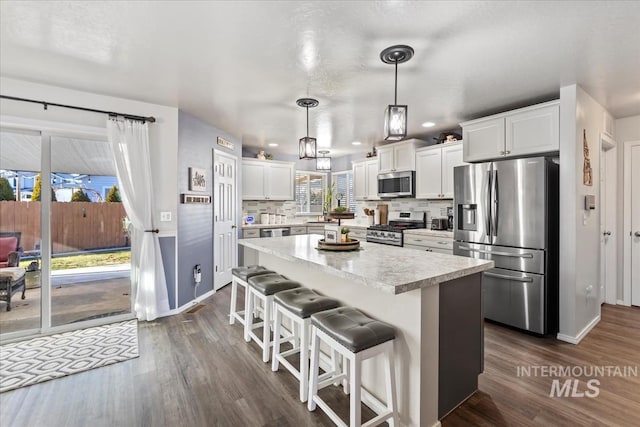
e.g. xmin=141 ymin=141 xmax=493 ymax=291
xmin=306 ymin=106 xmax=309 ymax=138
xmin=394 ymin=61 xmax=398 ymax=105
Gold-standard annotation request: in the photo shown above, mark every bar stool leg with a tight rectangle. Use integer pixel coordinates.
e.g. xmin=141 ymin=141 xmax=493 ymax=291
xmin=307 ymin=327 xmax=320 ymax=411
xmin=271 ymin=306 xmax=283 ymax=372
xmin=229 ymin=279 xmax=238 ymax=325
xmin=343 ymin=357 xmax=350 ymax=395
xmin=244 ymin=288 xmax=254 ymax=342
xmin=349 ymin=355 xmax=361 ymax=427
xmin=385 ymin=344 xmax=399 ymax=427
xmin=299 ymin=318 xmax=309 ymax=402
xmin=262 ymin=295 xmax=272 ymax=363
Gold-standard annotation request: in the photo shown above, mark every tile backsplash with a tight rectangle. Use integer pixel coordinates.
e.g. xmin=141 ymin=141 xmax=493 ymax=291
xmin=242 ymin=199 xmax=452 ymax=225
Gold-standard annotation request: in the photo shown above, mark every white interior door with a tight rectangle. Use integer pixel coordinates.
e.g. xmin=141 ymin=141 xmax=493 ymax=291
xmin=623 ymin=141 xmax=640 ymax=306
xmin=600 ymin=139 xmax=617 ymax=305
xmin=630 ymin=143 xmax=640 ymax=306
xmin=213 ymin=150 xmax=237 ymax=290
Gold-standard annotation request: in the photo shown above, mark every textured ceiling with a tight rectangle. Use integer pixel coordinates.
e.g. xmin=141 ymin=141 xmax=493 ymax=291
xmin=1 ymin=1 xmax=639 ymax=156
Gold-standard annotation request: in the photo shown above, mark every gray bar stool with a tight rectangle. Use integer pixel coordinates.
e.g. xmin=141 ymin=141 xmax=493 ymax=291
xmin=308 ymin=307 xmax=398 ymax=427
xmin=271 ymin=287 xmax=341 ymax=402
xmin=229 ymin=266 xmax=274 ymax=327
xmin=245 ymin=273 xmax=301 ymax=363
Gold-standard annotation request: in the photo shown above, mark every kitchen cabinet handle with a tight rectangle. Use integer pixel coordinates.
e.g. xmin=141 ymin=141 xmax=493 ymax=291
xmin=635 ymin=231 xmax=640 ymax=237
xmin=437 ymin=241 xmax=449 ymax=245
xmin=458 ymin=245 xmax=534 ymax=259
xmin=413 ymin=239 xmax=423 ymax=242
xmin=603 ymin=231 xmax=612 ymax=236
xmin=505 ymin=150 xmax=511 ymax=155
xmin=500 ymin=151 xmax=505 ymax=155
xmin=484 ymin=272 xmax=534 ymax=283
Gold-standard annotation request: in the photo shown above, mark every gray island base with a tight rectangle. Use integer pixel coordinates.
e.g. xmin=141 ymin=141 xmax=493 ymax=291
xmin=239 ymin=234 xmax=494 ymax=427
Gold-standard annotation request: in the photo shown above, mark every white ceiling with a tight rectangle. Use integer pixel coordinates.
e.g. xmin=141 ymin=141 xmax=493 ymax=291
xmin=1 ymin=1 xmax=639 ymax=156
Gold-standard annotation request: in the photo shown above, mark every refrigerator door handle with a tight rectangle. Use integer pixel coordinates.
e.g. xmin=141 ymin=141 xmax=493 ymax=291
xmin=457 ymin=246 xmax=535 ymax=259
xmin=491 ymin=169 xmax=498 ymax=237
xmin=483 ymin=170 xmax=492 ymax=238
xmin=484 ymin=272 xmax=534 ymax=283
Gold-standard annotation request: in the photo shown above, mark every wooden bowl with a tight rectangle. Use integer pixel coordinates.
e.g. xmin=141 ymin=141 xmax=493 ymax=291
xmin=317 ymin=238 xmax=360 ymax=251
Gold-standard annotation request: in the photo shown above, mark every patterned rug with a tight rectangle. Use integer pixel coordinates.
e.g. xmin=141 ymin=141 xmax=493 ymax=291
xmin=0 ymin=320 xmax=138 ymax=393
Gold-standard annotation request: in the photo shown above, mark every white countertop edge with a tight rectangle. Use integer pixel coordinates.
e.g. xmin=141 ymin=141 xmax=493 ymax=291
xmin=239 ymin=238 xmax=494 ymax=295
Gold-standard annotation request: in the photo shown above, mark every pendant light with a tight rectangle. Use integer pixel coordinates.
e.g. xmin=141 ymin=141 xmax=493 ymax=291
xmin=316 ymin=150 xmax=331 ymax=171
xmin=380 ymin=45 xmax=414 ymax=141
xmin=296 ymin=97 xmax=319 ymax=159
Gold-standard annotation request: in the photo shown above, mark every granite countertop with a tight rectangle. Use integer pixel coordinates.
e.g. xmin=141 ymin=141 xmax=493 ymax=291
xmin=403 ymin=229 xmax=454 ymax=238
xmin=239 ymin=234 xmax=493 ymax=295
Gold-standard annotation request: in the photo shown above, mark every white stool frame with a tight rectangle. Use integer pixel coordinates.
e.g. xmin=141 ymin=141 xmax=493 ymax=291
xmin=229 ymin=275 xmax=249 ymax=326
xmin=308 ymin=326 xmax=398 ymax=427
xmin=271 ymin=302 xmax=343 ymax=403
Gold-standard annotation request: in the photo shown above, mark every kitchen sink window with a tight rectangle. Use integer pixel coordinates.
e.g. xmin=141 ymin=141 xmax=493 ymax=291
xmin=295 ymin=171 xmax=327 ymax=214
xmin=331 ymin=171 xmax=356 ymax=212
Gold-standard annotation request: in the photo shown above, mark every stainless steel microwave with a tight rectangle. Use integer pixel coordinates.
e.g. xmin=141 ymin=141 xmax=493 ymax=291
xmin=377 ymin=170 xmax=415 ymax=198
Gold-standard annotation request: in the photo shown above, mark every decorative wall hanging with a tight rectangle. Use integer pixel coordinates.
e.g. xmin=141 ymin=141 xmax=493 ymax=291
xmin=188 ymin=167 xmax=207 ymax=192
xmin=583 ymin=129 xmax=593 ymax=186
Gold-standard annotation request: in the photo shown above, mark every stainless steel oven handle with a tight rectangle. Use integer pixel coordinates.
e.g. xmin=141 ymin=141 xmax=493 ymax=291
xmin=484 ymin=272 xmax=534 ymax=283
xmin=458 ymin=245 xmax=534 ymax=259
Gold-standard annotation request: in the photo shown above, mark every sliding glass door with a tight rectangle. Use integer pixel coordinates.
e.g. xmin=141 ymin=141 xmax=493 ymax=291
xmin=0 ymin=127 xmax=133 ymax=341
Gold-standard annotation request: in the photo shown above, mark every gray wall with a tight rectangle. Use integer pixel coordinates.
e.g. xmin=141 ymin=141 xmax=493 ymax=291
xmin=159 ymin=236 xmax=176 ymax=309
xmin=177 ymin=111 xmax=241 ymax=308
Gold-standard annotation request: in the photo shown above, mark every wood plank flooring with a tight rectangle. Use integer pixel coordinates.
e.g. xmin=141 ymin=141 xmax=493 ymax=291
xmin=1 ymin=285 xmax=638 ymax=427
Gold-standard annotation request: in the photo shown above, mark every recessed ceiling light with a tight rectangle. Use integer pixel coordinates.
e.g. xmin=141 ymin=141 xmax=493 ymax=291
xmin=268 ymin=143 xmax=278 ymax=147
xmin=352 ymin=141 xmax=362 ymax=146
xmin=421 ymin=122 xmax=435 ymax=128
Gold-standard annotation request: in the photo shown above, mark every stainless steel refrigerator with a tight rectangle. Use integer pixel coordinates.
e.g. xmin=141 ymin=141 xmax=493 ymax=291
xmin=453 ymin=157 xmax=559 ymax=334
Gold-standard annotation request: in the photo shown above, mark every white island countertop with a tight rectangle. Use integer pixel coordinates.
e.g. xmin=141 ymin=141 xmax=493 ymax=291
xmin=239 ymin=234 xmax=493 ymax=295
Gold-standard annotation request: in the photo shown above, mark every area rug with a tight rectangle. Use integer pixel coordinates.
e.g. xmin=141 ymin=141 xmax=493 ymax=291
xmin=0 ymin=319 xmax=138 ymax=393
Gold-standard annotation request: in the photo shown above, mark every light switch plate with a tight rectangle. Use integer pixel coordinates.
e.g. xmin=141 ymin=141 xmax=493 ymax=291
xmin=160 ymin=211 xmax=172 ymax=222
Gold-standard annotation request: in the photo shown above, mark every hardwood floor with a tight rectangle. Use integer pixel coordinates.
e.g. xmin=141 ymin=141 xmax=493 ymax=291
xmin=1 ymin=286 xmax=638 ymax=427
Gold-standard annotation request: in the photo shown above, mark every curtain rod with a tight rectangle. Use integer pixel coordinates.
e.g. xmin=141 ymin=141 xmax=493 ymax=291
xmin=0 ymin=94 xmax=156 ymax=123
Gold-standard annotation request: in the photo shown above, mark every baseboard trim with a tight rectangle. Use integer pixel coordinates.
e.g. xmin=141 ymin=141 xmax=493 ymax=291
xmin=160 ymin=289 xmax=217 ymax=317
xmin=557 ymin=314 xmax=601 ymax=344
xmin=431 ymin=421 xmax=442 ymax=427
xmin=617 ymin=299 xmax=629 ymax=306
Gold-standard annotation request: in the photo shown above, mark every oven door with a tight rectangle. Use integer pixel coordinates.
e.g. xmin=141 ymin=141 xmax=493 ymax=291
xmin=377 ymin=171 xmax=414 ymax=197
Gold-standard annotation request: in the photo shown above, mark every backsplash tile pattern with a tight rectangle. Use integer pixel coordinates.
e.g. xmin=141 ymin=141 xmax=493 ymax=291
xmin=242 ymin=199 xmax=452 ymax=225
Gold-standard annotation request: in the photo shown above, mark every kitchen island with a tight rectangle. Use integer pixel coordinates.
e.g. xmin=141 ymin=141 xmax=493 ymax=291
xmin=239 ymin=234 xmax=494 ymax=427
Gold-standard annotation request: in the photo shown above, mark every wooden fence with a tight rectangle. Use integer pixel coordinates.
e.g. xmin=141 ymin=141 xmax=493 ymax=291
xmin=0 ymin=201 xmax=128 ymax=254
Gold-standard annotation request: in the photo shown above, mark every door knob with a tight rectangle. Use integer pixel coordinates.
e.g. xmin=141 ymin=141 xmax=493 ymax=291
xmin=635 ymin=231 xmax=640 ymax=237
xmin=603 ymin=231 xmax=611 ymax=236
xmin=232 ymin=225 xmax=237 ymax=229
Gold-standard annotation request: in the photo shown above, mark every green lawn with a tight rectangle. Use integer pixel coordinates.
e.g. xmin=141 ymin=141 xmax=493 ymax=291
xmin=20 ymin=250 xmax=131 ymax=271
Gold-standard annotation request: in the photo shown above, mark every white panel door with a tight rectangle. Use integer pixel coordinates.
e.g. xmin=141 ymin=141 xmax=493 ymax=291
xmin=631 ymin=144 xmax=640 ymax=306
xmin=415 ymin=148 xmax=442 ymax=199
xmin=441 ymin=143 xmax=464 ymax=198
xmin=214 ymin=150 xmax=237 ymax=290
xmin=600 ymin=144 xmax=617 ymax=304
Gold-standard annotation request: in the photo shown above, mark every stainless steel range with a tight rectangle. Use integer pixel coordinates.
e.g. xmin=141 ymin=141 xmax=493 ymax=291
xmin=366 ymin=211 xmax=426 ymax=246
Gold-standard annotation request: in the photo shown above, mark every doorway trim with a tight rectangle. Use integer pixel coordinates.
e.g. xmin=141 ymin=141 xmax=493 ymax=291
xmin=599 ymin=133 xmax=617 ymax=305
xmin=622 ymin=140 xmax=640 ymax=306
xmin=212 ymin=149 xmax=238 ymax=291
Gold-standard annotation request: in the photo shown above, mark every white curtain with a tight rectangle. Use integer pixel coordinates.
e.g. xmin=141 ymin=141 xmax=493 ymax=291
xmin=107 ymin=118 xmax=169 ymax=321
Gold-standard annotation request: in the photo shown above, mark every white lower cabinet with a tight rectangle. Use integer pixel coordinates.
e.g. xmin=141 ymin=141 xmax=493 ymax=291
xmin=289 ymin=226 xmax=307 ymax=235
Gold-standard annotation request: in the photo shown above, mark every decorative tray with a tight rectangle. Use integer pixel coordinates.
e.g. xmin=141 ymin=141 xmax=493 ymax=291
xmin=327 ymin=212 xmax=355 ymax=220
xmin=317 ymin=238 xmax=361 ymax=251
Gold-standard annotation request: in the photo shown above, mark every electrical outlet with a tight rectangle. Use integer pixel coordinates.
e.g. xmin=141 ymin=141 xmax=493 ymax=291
xmin=160 ymin=211 xmax=172 ymax=222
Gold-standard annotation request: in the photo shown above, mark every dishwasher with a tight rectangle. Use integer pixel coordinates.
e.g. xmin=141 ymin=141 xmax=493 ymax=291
xmin=260 ymin=228 xmax=290 ymax=238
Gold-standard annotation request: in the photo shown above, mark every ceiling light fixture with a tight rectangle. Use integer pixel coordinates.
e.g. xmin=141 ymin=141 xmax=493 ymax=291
xmin=297 ymin=97 xmax=319 ymax=160
xmin=351 ymin=141 xmax=362 ymax=146
xmin=380 ymin=45 xmax=414 ymax=141
xmin=268 ymin=143 xmax=279 ymax=147
xmin=421 ymin=121 xmax=435 ymax=128
xmin=316 ymin=150 xmax=331 ymax=171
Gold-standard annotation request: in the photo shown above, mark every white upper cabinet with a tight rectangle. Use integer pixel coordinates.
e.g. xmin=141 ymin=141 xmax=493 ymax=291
xmin=353 ymin=159 xmax=380 ymax=200
xmin=377 ymin=140 xmax=416 ymax=173
xmin=242 ymin=158 xmax=294 ymax=200
xmin=461 ymin=100 xmax=559 ymax=163
xmin=415 ymin=142 xmax=465 ymax=199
